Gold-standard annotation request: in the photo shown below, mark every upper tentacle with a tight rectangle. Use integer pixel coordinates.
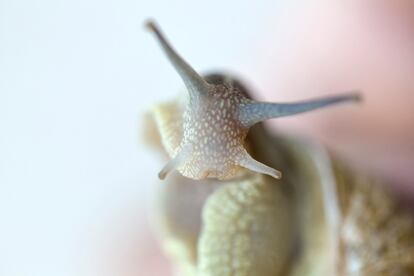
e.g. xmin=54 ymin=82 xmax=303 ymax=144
xmin=238 ymin=93 xmax=361 ymax=127
xmin=146 ymin=20 xmax=210 ymax=102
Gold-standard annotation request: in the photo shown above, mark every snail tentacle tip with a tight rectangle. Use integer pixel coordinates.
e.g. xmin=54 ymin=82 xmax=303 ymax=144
xmin=265 ymin=168 xmax=283 ymax=180
xmin=157 ymin=146 xmax=192 ymax=180
xmin=350 ymin=92 xmax=363 ymax=102
xmin=337 ymin=91 xmax=362 ymax=103
xmin=158 ymin=162 xmax=172 ymax=180
xmin=237 ymin=151 xmax=282 ymax=180
xmin=144 ymin=19 xmax=157 ymax=32
xmin=158 ymin=171 xmax=166 ymax=180
xmin=273 ymin=170 xmax=283 ymax=179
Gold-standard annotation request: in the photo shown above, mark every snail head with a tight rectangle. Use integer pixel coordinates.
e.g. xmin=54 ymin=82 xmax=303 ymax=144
xmin=146 ymin=20 xmax=360 ymax=181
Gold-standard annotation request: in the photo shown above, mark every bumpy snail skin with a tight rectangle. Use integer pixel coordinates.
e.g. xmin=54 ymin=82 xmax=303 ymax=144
xmin=149 ymin=128 xmax=414 ymax=275
xmin=146 ymin=20 xmax=360 ymax=181
xmin=145 ymin=20 xmax=414 ymax=276
xmin=198 ymin=173 xmax=297 ymax=276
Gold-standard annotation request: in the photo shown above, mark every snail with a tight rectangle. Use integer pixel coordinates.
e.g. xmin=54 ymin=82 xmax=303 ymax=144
xmin=143 ymin=20 xmax=414 ymax=275
xmin=145 ymin=21 xmax=360 ymax=181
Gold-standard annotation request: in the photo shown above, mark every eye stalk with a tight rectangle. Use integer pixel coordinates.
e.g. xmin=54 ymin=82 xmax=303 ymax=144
xmin=146 ymin=19 xmax=361 ymax=181
xmin=238 ymin=94 xmax=361 ymax=127
xmin=145 ymin=20 xmax=210 ymax=102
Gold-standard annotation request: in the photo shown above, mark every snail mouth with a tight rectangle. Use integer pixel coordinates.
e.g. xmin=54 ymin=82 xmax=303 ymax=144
xmin=200 ymin=169 xmax=229 ymax=180
xmin=200 ymin=170 xmax=218 ymax=179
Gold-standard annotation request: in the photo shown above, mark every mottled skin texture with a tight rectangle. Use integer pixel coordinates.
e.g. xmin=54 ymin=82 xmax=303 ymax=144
xmin=147 ymin=20 xmax=359 ymax=181
xmin=198 ymin=173 xmax=293 ymax=276
xmin=334 ymin=162 xmax=414 ymax=275
xmin=144 ymin=19 xmax=414 ymax=276
xmin=179 ymin=82 xmax=250 ymax=179
xmin=146 ymin=112 xmax=414 ymax=275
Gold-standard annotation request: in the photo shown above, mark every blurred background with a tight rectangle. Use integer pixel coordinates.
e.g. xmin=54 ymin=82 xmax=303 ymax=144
xmin=1 ymin=0 xmax=414 ymax=275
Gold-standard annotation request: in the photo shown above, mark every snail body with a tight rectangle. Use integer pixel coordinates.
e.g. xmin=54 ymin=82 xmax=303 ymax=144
xmin=144 ymin=20 xmax=414 ymax=275
xmin=146 ymin=21 xmax=359 ymax=181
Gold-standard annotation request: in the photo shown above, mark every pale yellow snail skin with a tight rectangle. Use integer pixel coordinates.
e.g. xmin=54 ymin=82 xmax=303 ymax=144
xmin=144 ymin=20 xmax=414 ymax=276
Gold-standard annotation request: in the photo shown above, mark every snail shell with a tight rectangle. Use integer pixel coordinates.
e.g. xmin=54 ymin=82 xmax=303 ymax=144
xmin=143 ymin=20 xmax=414 ymax=275
xmin=147 ymin=113 xmax=414 ymax=275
